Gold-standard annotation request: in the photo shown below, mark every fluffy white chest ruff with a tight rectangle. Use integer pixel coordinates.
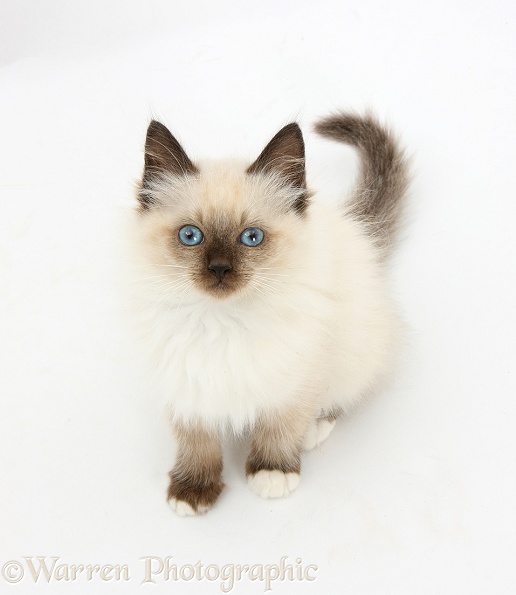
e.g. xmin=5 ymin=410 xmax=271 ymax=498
xmin=139 ymin=286 xmax=333 ymax=431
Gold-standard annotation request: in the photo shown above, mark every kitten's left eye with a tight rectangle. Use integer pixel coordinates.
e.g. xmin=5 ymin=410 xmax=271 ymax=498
xmin=240 ymin=227 xmax=264 ymax=247
xmin=178 ymin=225 xmax=204 ymax=246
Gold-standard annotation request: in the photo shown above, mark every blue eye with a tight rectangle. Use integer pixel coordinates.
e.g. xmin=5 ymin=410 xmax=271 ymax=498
xmin=240 ymin=227 xmax=264 ymax=247
xmin=178 ymin=225 xmax=204 ymax=246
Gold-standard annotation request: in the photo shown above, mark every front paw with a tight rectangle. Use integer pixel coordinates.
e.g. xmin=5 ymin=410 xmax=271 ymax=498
xmin=167 ymin=473 xmax=224 ymax=516
xmin=168 ymin=497 xmax=209 ymax=517
xmin=247 ymin=469 xmax=300 ymax=499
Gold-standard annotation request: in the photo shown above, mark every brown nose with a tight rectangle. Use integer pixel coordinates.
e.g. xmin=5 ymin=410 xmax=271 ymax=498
xmin=208 ymin=260 xmax=232 ymax=282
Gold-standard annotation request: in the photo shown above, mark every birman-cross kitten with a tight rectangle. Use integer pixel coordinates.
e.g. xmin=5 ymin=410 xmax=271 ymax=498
xmin=130 ymin=111 xmax=409 ymax=515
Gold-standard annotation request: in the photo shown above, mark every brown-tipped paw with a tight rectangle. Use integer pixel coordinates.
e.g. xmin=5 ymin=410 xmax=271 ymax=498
xmin=167 ymin=473 xmax=224 ymax=516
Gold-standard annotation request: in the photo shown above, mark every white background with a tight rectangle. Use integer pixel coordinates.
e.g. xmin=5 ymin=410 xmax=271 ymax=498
xmin=1 ymin=1 xmax=515 ymax=593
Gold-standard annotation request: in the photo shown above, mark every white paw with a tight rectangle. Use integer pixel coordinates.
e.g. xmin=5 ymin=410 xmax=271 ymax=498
xmin=168 ymin=498 xmax=209 ymax=517
xmin=303 ymin=418 xmax=336 ymax=450
xmin=247 ymin=470 xmax=300 ymax=498
xmin=303 ymin=418 xmax=318 ymax=450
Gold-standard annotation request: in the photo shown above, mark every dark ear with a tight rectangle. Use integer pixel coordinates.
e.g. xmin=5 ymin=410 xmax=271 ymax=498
xmin=140 ymin=120 xmax=198 ymax=208
xmin=247 ymin=123 xmax=308 ymax=213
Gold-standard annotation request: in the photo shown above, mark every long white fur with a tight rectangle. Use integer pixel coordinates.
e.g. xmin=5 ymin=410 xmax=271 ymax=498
xmin=129 ymin=159 xmax=399 ymax=434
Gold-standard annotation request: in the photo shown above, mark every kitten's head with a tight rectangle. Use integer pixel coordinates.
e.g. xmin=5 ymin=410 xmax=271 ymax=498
xmin=136 ymin=120 xmax=309 ymax=300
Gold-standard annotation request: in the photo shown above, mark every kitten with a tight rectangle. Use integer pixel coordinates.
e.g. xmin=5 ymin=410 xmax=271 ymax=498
xmin=130 ymin=111 xmax=409 ymax=516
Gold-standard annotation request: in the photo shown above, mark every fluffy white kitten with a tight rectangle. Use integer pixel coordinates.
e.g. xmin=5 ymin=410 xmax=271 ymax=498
xmin=130 ymin=112 xmax=409 ymax=515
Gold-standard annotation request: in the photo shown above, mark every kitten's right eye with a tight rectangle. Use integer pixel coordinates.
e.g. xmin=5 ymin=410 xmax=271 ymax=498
xmin=178 ymin=225 xmax=204 ymax=246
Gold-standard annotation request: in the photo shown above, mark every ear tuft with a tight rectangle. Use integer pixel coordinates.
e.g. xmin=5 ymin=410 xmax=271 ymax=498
xmin=247 ymin=123 xmax=308 ymax=213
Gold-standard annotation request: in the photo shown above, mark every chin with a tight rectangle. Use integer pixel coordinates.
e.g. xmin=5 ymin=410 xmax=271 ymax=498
xmin=197 ymin=278 xmax=245 ymax=300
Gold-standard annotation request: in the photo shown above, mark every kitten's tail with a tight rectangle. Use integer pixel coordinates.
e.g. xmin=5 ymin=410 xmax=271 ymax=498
xmin=314 ymin=111 xmax=410 ymax=258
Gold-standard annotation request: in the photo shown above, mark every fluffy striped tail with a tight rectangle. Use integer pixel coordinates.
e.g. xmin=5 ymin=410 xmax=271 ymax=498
xmin=315 ymin=112 xmax=410 ymax=258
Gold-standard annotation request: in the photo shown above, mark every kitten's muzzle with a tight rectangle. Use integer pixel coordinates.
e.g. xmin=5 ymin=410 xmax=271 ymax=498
xmin=208 ymin=260 xmax=232 ymax=282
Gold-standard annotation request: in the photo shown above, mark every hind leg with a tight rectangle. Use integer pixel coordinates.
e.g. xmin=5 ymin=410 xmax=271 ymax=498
xmin=303 ymin=407 xmax=342 ymax=451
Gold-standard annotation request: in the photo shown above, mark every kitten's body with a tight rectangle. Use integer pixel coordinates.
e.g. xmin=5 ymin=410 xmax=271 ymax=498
xmin=131 ymin=113 xmax=409 ymax=514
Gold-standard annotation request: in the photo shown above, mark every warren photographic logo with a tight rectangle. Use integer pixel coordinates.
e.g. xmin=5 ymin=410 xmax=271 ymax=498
xmin=1 ymin=558 xmax=129 ymax=584
xmin=1 ymin=556 xmax=318 ymax=592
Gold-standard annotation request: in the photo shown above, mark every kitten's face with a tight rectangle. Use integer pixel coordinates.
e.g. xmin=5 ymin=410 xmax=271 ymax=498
xmin=139 ymin=167 xmax=303 ymax=299
xmin=136 ymin=121 xmax=308 ymax=300
xmin=169 ymin=212 xmax=272 ymax=299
